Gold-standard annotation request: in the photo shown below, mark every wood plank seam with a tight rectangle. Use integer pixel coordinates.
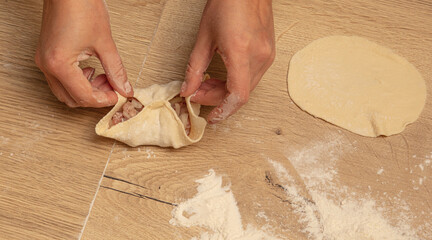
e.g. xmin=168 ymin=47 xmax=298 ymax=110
xmin=132 ymin=0 xmax=169 ymax=87
xmin=78 ymin=142 xmax=117 ymax=240
xmin=78 ymin=2 xmax=169 ymax=239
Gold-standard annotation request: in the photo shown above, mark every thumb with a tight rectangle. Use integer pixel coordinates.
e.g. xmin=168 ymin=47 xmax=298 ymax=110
xmin=181 ymin=33 xmax=214 ymax=97
xmin=207 ymin=57 xmax=251 ymax=124
xmin=97 ymin=40 xmax=133 ymax=97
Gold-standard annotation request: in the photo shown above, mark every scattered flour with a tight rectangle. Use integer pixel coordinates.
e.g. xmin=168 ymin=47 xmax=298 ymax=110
xmin=168 ymin=136 xmax=426 ymax=239
xmin=251 ymin=138 xmax=264 ymax=144
xmin=242 ymin=116 xmax=259 ymax=121
xmin=124 ymin=147 xmax=156 ymax=159
xmin=377 ymin=168 xmax=384 ymax=175
xmin=311 ymin=192 xmax=411 ymax=240
xmin=121 ymin=148 xmax=131 ymax=160
xmin=268 ymin=160 xmax=322 ymax=239
xmin=272 ymin=136 xmax=418 ymax=240
xmin=145 ymin=148 xmax=156 ymax=159
xmin=0 ymin=136 xmax=9 ymax=145
xmin=170 ymin=170 xmax=279 ymax=240
xmin=269 ymin=158 xmax=416 ymax=240
xmin=257 ymin=212 xmax=269 ymax=222
xmin=418 ymin=164 xmax=424 ymax=171
xmin=284 ymin=137 xmax=342 ymax=187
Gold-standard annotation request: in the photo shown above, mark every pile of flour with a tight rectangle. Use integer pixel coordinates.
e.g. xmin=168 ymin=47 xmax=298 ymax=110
xmin=170 ymin=170 xmax=279 ymax=240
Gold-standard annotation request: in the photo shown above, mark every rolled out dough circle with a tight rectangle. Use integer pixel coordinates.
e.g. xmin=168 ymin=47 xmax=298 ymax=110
xmin=288 ymin=36 xmax=426 ymax=137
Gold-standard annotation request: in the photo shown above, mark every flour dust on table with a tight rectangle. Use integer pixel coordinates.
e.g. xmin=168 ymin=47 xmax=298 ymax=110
xmin=266 ymin=136 xmax=420 ymax=240
xmin=170 ymin=170 xmax=280 ymax=240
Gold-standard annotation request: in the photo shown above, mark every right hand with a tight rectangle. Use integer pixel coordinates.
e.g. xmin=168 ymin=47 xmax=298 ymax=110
xmin=35 ymin=0 xmax=133 ymax=108
xmin=180 ymin=0 xmax=275 ymax=123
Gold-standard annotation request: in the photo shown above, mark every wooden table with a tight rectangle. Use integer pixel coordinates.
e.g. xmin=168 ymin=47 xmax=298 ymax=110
xmin=0 ymin=0 xmax=431 ymax=239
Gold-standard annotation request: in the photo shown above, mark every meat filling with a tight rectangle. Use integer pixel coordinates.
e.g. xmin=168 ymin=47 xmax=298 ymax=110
xmin=109 ymin=98 xmax=144 ymax=128
xmin=169 ymin=96 xmax=191 ymax=135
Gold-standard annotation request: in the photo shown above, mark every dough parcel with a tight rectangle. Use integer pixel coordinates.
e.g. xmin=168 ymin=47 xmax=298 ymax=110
xmin=95 ymin=81 xmax=207 ymax=148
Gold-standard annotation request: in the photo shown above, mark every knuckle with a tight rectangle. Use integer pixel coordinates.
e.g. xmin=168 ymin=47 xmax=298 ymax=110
xmin=43 ymin=49 xmax=65 ymax=72
xmin=257 ymin=39 xmax=275 ymax=62
xmin=231 ymin=36 xmax=251 ymax=53
xmin=228 ymin=34 xmax=275 ymax=64
xmin=226 ymin=32 xmax=254 ymax=55
xmin=235 ymin=92 xmax=249 ymax=106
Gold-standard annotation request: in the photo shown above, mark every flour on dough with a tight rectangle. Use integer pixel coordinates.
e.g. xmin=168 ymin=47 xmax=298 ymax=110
xmin=288 ymin=35 xmax=426 ymax=137
xmin=95 ymin=81 xmax=207 ymax=148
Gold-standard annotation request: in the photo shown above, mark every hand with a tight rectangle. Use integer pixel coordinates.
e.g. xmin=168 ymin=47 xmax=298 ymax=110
xmin=35 ymin=0 xmax=133 ymax=108
xmin=180 ymin=0 xmax=275 ymax=123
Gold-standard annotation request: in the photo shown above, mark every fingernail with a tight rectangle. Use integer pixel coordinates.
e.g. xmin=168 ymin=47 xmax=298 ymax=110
xmin=181 ymin=81 xmax=188 ymax=93
xmin=124 ymin=82 xmax=132 ymax=94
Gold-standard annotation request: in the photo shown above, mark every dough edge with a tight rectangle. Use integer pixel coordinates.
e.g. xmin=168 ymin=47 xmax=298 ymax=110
xmin=288 ymin=35 xmax=427 ymax=137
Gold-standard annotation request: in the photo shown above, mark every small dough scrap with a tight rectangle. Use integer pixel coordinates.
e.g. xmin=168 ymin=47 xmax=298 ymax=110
xmin=288 ymin=36 xmax=426 ymax=137
xmin=95 ymin=81 xmax=207 ymax=148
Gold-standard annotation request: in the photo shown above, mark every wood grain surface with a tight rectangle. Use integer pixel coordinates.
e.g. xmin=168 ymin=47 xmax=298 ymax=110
xmin=82 ymin=0 xmax=432 ymax=239
xmin=0 ymin=0 xmax=431 ymax=239
xmin=0 ymin=0 xmax=165 ymax=239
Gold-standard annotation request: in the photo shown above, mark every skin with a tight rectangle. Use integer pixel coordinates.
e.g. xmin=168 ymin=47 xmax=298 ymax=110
xmin=35 ymin=0 xmax=133 ymax=108
xmin=181 ymin=0 xmax=275 ymax=123
xmin=35 ymin=0 xmax=275 ymax=123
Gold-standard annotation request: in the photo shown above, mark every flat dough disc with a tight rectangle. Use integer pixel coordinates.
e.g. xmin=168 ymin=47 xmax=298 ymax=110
xmin=288 ymin=36 xmax=426 ymax=137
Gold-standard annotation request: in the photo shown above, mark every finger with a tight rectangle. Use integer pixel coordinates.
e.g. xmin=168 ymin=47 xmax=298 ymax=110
xmin=91 ymin=74 xmax=114 ymax=92
xmin=207 ymin=56 xmax=251 ymax=124
xmin=96 ymin=81 xmax=114 ymax=92
xmin=82 ymin=67 xmax=95 ymax=80
xmin=45 ymin=74 xmax=79 ymax=107
xmin=181 ymin=31 xmax=214 ymax=97
xmin=91 ymin=74 xmax=108 ymax=88
xmin=54 ymin=64 xmax=118 ymax=107
xmin=96 ymin=39 xmax=133 ymax=97
xmin=190 ymin=78 xmax=227 ymax=106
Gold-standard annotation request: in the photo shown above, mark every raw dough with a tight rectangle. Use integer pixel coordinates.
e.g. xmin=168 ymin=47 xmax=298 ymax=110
xmin=95 ymin=81 xmax=207 ymax=148
xmin=288 ymin=36 xmax=426 ymax=137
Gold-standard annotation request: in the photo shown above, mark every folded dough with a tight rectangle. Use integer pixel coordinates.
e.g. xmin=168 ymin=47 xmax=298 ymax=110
xmin=95 ymin=81 xmax=207 ymax=148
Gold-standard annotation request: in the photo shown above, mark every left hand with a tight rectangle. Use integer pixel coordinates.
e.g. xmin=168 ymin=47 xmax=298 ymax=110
xmin=35 ymin=0 xmax=133 ymax=108
xmin=180 ymin=0 xmax=275 ymax=123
